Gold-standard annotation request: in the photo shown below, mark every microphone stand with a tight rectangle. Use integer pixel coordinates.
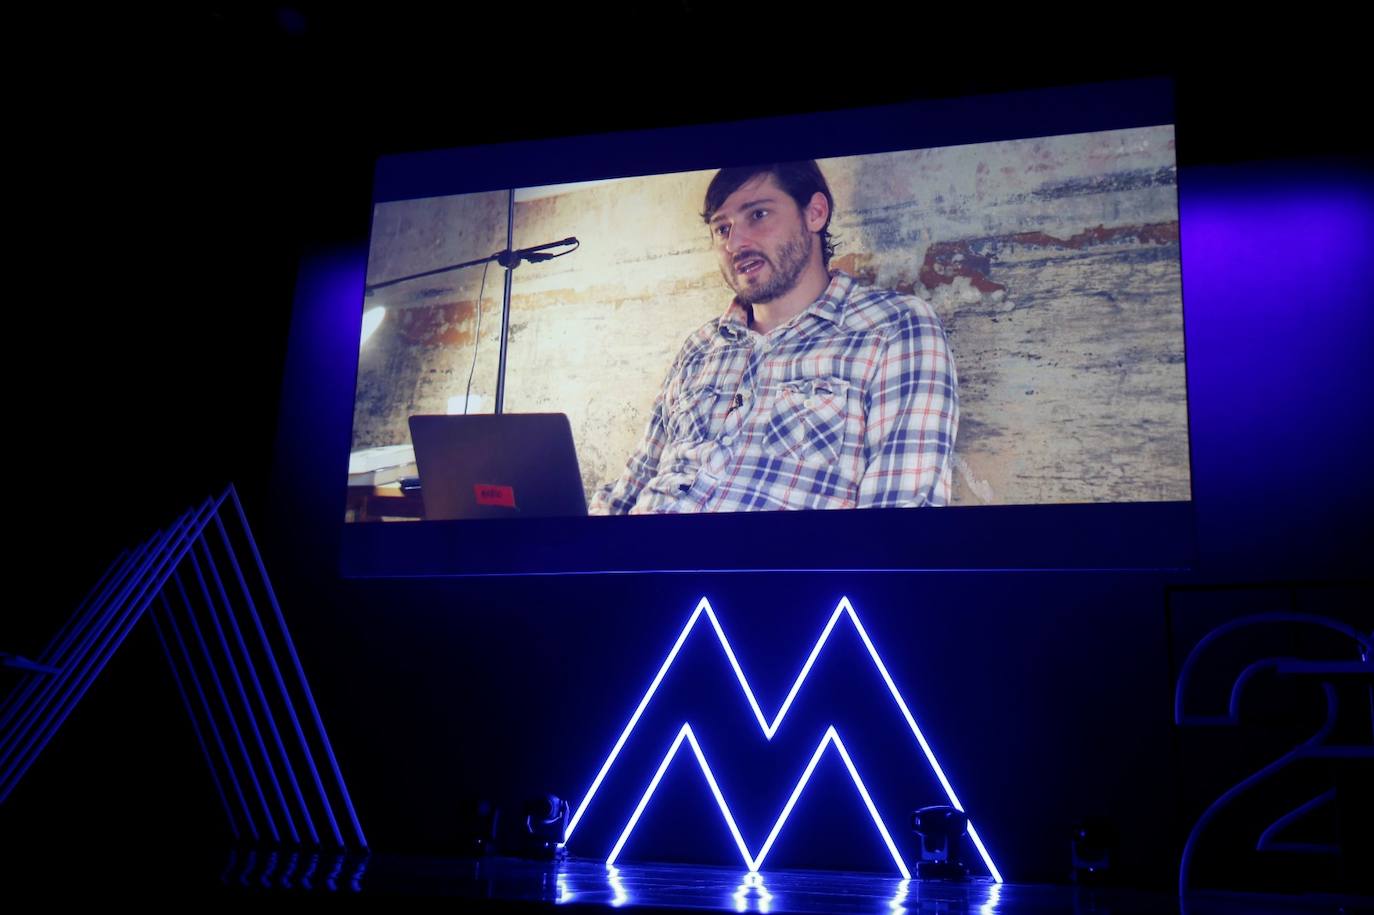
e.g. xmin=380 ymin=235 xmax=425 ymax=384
xmin=495 ymin=190 xmax=515 ymax=415
xmin=364 ymin=189 xmax=578 ymax=415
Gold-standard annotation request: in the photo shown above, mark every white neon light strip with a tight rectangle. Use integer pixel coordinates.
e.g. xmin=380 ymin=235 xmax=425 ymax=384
xmin=568 ymin=596 xmax=1003 ymax=883
xmin=605 ymin=866 xmax=628 ymax=907
xmin=980 ymin=880 xmax=1002 ymax=915
xmin=607 ymin=723 xmax=911 ymax=879
xmin=890 ymin=878 xmax=910 ymax=915
xmin=733 ymin=871 xmax=772 ymax=913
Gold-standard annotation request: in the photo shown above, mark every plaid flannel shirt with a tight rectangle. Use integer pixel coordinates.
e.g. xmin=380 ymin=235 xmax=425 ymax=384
xmin=590 ymin=271 xmax=958 ymax=514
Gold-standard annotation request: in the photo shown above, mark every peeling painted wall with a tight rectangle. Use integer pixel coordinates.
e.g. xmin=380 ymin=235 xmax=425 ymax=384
xmin=352 ymin=125 xmax=1189 ymax=506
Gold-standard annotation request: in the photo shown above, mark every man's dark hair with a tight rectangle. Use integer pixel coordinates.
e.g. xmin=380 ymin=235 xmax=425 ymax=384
xmin=701 ymin=161 xmax=837 ymax=267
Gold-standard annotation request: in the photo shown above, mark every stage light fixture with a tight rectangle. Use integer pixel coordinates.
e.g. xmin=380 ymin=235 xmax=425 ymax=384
xmin=521 ymin=794 xmax=570 ymax=860
xmin=912 ymin=805 xmax=969 ymax=880
xmin=1070 ymin=817 xmax=1115 ymax=884
xmin=458 ymin=798 xmax=500 ymax=855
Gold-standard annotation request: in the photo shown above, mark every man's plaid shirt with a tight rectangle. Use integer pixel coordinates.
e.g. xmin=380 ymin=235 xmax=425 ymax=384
xmin=590 ymin=271 xmax=958 ymax=514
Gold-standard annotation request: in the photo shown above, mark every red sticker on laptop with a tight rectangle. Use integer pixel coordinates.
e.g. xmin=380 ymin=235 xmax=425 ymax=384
xmin=474 ymin=484 xmax=517 ymax=508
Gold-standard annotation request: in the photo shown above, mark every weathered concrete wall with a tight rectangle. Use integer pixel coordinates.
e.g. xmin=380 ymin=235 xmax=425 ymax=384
xmin=354 ymin=189 xmax=510 ymax=451
xmin=352 ymin=125 xmax=1189 ymax=506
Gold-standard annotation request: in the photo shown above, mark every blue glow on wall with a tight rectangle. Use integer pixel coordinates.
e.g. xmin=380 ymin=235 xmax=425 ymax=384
xmin=1180 ymin=162 xmax=1374 ymax=577
xmin=567 ymin=597 xmax=1003 ymax=882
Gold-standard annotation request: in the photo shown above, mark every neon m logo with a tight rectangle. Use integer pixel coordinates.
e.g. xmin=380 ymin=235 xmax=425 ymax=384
xmin=566 ymin=597 xmax=1002 ymax=882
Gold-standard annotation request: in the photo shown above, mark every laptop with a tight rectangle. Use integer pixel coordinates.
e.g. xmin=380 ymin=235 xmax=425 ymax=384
xmin=407 ymin=413 xmax=588 ymax=520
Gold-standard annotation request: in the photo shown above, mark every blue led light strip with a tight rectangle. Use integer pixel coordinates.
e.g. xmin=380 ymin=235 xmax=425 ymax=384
xmin=733 ymin=872 xmax=772 ymax=913
xmin=608 ymin=723 xmax=910 ymax=878
xmin=567 ymin=597 xmax=1002 ymax=882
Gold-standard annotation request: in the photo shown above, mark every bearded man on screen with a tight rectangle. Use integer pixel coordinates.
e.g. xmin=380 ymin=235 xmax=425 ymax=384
xmin=591 ymin=160 xmax=958 ymax=514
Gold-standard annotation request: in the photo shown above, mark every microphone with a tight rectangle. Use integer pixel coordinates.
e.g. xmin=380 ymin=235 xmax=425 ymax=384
xmin=497 ymin=237 xmax=580 ymax=267
xmin=526 ymin=236 xmax=579 ymax=253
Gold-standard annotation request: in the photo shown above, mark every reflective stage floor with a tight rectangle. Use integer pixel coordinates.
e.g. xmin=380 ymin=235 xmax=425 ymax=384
xmin=5 ymin=847 xmax=1369 ymax=912
xmin=342 ymin=855 xmax=1368 ymax=913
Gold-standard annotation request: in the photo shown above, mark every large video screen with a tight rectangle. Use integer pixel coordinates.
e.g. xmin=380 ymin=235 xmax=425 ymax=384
xmin=340 ymin=79 xmax=1193 ymax=574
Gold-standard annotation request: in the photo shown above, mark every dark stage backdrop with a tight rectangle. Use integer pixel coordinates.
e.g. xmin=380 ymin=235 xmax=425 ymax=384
xmin=3 ymin=158 xmax=1368 ymax=891
xmin=259 ymin=158 xmax=1372 ymax=885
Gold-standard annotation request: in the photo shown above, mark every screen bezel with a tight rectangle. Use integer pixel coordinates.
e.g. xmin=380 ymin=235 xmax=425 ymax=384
xmin=342 ymin=77 xmax=1194 ymax=577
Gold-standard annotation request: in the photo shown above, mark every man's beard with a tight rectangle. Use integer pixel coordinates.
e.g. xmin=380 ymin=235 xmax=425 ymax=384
xmin=724 ymin=225 xmax=814 ymax=306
